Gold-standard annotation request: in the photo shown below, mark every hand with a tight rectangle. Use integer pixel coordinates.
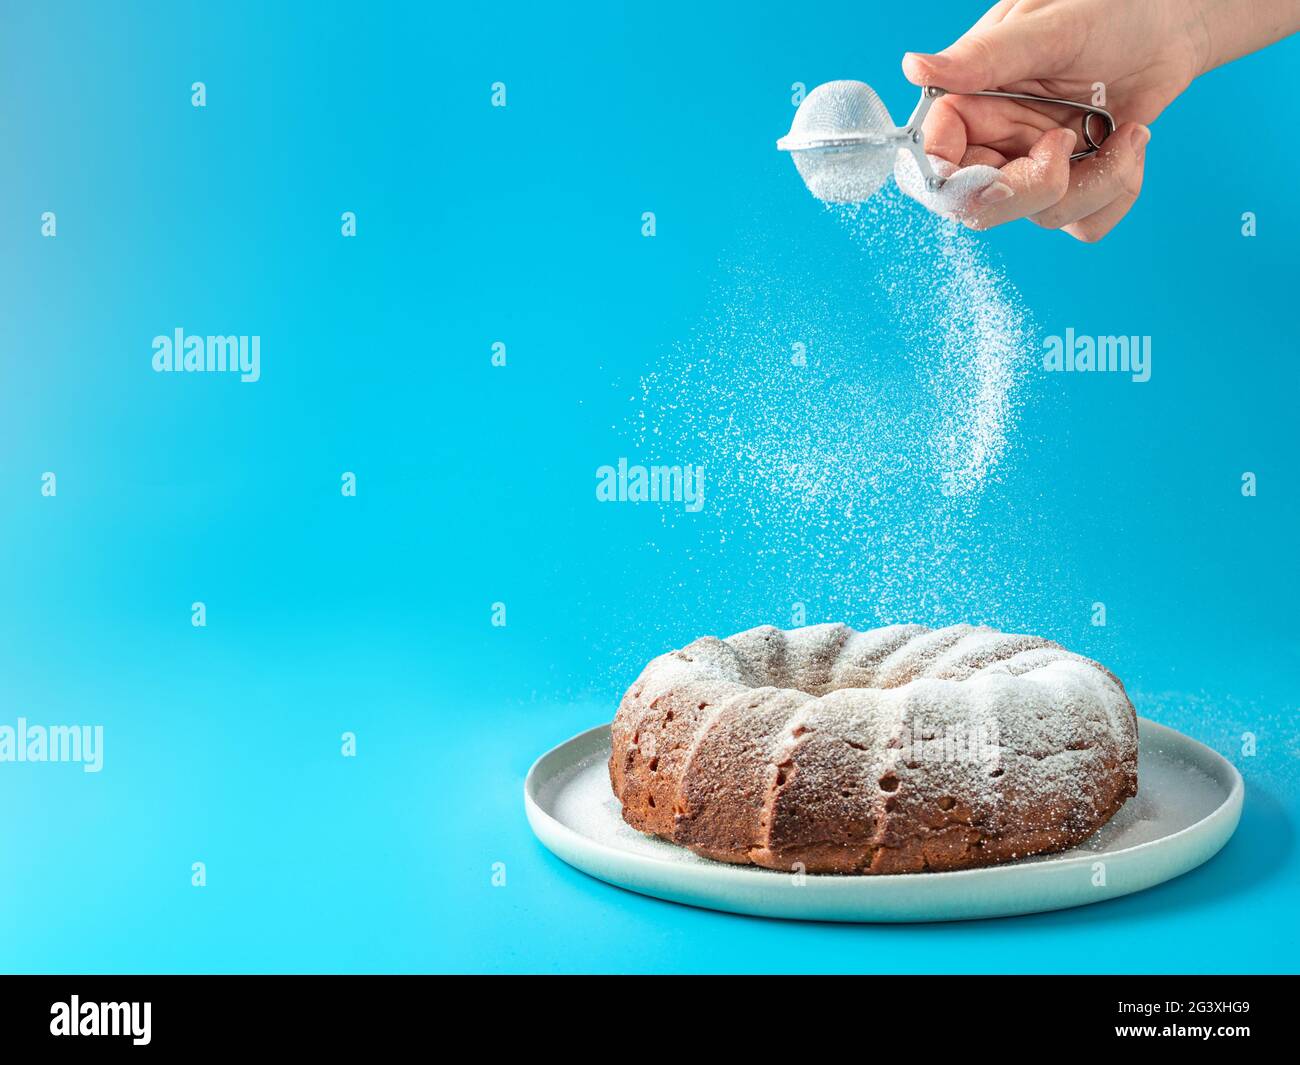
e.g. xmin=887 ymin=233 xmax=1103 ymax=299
xmin=901 ymin=0 xmax=1295 ymax=241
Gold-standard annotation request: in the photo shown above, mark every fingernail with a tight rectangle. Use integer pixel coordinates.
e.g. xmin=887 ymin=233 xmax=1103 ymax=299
xmin=978 ymin=182 xmax=1013 ymax=205
xmin=1130 ymin=124 xmax=1151 ymax=153
xmin=1059 ymin=128 xmax=1078 ymax=151
xmin=903 ymin=51 xmax=944 ymax=78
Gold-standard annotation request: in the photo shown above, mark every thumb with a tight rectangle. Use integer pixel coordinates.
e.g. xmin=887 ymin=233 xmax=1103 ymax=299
xmin=903 ymin=17 xmax=1074 ymax=93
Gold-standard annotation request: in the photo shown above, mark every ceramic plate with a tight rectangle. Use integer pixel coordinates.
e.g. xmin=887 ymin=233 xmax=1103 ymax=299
xmin=524 ymin=717 xmax=1243 ymax=922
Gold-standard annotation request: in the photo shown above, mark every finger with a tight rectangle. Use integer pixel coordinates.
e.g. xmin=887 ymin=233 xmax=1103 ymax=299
xmin=959 ymin=144 xmax=1008 ymax=168
xmin=1063 ymin=160 xmax=1147 ymax=242
xmin=924 ymin=93 xmax=1058 ymax=162
xmin=969 ymin=0 xmax=1018 ymax=32
xmin=1063 ymin=192 xmax=1140 ymax=242
xmin=1033 ymin=123 xmax=1150 ymax=231
xmin=902 ymin=12 xmax=1077 ymax=93
xmin=921 ymin=97 xmax=969 ymax=163
xmin=945 ymin=95 xmax=1057 ymax=153
xmin=959 ymin=127 xmax=1076 ymax=228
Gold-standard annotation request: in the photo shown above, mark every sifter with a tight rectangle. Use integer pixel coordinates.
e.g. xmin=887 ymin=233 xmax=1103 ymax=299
xmin=777 ymin=80 xmax=1116 ymax=203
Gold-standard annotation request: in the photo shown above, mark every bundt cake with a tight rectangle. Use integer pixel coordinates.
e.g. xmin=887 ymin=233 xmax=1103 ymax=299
xmin=609 ymin=623 xmax=1138 ymax=874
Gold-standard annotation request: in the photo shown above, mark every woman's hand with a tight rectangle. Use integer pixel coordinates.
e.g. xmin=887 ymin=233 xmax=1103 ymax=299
xmin=902 ymin=0 xmax=1299 ymax=240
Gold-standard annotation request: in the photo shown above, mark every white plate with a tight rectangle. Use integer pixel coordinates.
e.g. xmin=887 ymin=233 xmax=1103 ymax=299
xmin=524 ymin=718 xmax=1243 ymax=922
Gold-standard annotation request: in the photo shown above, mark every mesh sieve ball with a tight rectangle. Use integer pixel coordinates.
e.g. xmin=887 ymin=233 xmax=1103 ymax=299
xmin=782 ymin=80 xmax=901 ymax=204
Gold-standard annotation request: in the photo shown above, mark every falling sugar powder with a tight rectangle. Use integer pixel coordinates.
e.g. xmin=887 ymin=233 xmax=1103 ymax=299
xmin=790 ymin=143 xmax=1027 ymax=495
xmin=830 ymin=186 xmax=1031 ymax=497
xmin=931 ymin=227 xmax=1027 ymax=496
xmin=559 ymin=182 xmax=1070 ymax=697
xmin=1131 ymin=687 xmax=1300 ymax=795
xmin=620 ymin=184 xmax=1041 ymax=631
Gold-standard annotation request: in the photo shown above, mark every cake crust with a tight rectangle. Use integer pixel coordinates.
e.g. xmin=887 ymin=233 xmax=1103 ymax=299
xmin=609 ymin=623 xmax=1139 ymax=875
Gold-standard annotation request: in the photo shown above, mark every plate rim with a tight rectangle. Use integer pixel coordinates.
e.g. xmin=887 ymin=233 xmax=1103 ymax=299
xmin=524 ymin=717 xmax=1244 ymax=892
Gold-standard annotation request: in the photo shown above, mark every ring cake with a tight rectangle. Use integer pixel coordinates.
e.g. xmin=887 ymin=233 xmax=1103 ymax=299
xmin=608 ymin=623 xmax=1138 ymax=874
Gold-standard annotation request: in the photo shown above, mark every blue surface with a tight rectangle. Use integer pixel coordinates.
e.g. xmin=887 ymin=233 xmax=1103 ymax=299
xmin=0 ymin=1 xmax=1296 ymax=973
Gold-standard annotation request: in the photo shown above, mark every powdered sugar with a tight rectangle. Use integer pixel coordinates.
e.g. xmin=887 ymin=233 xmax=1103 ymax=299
xmin=795 ymin=145 xmax=900 ymax=204
xmin=708 ymin=622 xmax=1132 ymax=810
xmin=893 ymin=152 xmax=1002 ymax=219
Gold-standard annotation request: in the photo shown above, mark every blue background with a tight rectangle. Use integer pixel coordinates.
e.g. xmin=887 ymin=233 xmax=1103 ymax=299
xmin=0 ymin=0 xmax=1295 ymax=973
